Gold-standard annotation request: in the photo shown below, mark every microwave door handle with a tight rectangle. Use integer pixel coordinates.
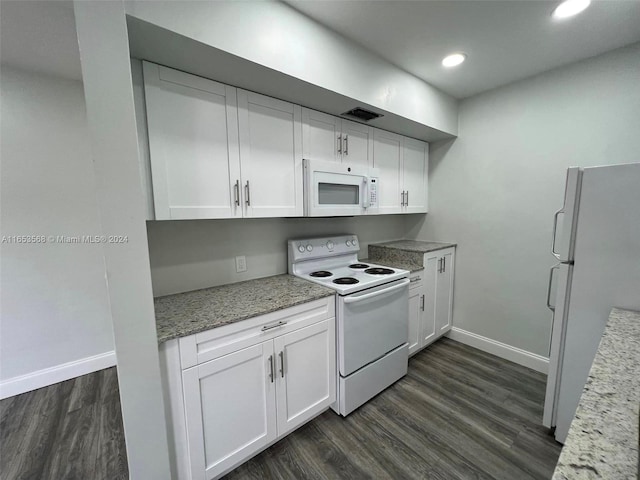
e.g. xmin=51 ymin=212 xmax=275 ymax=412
xmin=362 ymin=177 xmax=370 ymax=209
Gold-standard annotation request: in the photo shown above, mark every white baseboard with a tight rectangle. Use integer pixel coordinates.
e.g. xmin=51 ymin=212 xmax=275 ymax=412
xmin=446 ymin=327 xmax=549 ymax=374
xmin=0 ymin=351 xmax=117 ymax=400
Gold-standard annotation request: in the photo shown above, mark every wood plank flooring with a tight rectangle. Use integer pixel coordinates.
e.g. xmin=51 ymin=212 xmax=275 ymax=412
xmin=0 ymin=338 xmax=561 ymax=480
xmin=224 ymin=338 xmax=562 ymax=480
xmin=0 ymin=367 xmax=127 ymax=480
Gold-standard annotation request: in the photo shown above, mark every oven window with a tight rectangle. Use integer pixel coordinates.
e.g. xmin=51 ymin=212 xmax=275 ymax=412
xmin=318 ymin=183 xmax=359 ymax=205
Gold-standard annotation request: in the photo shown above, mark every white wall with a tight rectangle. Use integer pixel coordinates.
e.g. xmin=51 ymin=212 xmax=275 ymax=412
xmin=124 ymin=0 xmax=458 ymax=136
xmin=406 ymin=43 xmax=640 ymax=357
xmin=147 ymin=215 xmax=410 ymax=296
xmin=0 ymin=67 xmax=115 ymax=396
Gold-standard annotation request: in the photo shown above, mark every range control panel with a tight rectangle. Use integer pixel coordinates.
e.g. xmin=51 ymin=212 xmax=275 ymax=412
xmin=288 ymin=235 xmax=360 ymax=262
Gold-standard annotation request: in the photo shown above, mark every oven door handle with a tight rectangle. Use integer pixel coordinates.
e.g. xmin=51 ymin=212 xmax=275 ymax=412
xmin=343 ymin=279 xmax=410 ymax=304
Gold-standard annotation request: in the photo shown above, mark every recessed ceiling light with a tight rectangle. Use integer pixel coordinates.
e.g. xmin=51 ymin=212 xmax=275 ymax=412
xmin=442 ymin=53 xmax=466 ymax=68
xmin=552 ymin=0 xmax=591 ymax=19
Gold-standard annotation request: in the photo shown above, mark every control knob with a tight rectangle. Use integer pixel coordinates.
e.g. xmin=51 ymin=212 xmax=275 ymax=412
xmin=306 ymin=244 xmax=313 ymax=252
xmin=326 ymin=240 xmax=334 ymax=250
xmin=297 ymin=244 xmax=305 ymax=253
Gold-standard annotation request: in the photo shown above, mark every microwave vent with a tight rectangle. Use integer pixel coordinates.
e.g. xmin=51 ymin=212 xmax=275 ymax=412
xmin=341 ymin=107 xmax=383 ymax=122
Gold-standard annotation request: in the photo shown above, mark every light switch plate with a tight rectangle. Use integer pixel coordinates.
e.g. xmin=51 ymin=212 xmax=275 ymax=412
xmin=235 ymin=256 xmax=247 ymax=273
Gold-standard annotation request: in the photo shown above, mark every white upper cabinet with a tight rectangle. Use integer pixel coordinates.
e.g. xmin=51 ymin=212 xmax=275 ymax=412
xmin=372 ymin=128 xmax=429 ymax=215
xmin=142 ymin=61 xmax=428 ymax=220
xmin=143 ymin=62 xmax=241 ymax=220
xmin=402 ymin=138 xmax=429 ymax=214
xmin=302 ymin=109 xmax=341 ymax=163
xmin=302 ymin=108 xmax=373 ymax=168
xmin=237 ymin=90 xmax=303 ymax=218
xmin=340 ymin=119 xmax=374 ymax=168
xmin=143 ymin=63 xmax=303 ymax=220
xmin=373 ymin=129 xmax=403 ymax=214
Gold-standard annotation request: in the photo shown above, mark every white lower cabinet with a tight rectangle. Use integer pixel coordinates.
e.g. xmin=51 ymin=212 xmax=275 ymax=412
xmin=408 ymin=247 xmax=455 ymax=356
xmin=274 ymin=321 xmax=335 ymax=436
xmin=434 ymin=248 xmax=454 ymax=335
xmin=160 ymin=297 xmax=336 ymax=480
xmin=182 ymin=342 xmax=277 ymax=480
xmin=408 ymin=274 xmax=424 ymax=355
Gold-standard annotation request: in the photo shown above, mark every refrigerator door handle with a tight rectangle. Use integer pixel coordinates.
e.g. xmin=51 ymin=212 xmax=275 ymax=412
xmin=546 ymin=263 xmax=560 ymax=311
xmin=551 ymin=208 xmax=564 ymax=260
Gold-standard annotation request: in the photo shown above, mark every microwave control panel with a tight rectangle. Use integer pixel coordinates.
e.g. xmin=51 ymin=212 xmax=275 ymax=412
xmin=368 ymin=178 xmax=378 ymax=208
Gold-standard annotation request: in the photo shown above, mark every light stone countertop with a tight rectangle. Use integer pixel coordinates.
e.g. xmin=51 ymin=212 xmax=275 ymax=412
xmin=368 ymin=240 xmax=456 ymax=270
xmin=361 ymin=257 xmax=424 ymax=273
xmin=369 ymin=240 xmax=457 ymax=253
xmin=154 ymin=274 xmax=335 ymax=343
xmin=552 ymin=307 xmax=640 ymax=480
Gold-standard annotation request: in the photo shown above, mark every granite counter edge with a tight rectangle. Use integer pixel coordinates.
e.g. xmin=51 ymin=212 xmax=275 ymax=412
xmin=156 ymin=289 xmax=335 ymax=344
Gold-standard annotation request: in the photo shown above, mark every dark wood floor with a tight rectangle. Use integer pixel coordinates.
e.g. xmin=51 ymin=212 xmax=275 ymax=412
xmin=0 ymin=367 xmax=127 ymax=480
xmin=0 ymin=338 xmax=561 ymax=480
xmin=225 ymin=338 xmax=562 ymax=480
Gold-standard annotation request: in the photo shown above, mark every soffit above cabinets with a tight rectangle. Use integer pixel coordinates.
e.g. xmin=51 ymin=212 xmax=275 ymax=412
xmin=126 ymin=16 xmax=456 ymax=143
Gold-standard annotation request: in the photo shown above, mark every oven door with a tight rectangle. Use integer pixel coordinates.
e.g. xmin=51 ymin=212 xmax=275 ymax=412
xmin=337 ymin=278 xmax=409 ymax=376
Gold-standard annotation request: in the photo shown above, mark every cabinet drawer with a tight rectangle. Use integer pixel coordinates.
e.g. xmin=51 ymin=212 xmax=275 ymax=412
xmin=409 ymin=271 xmax=424 ymax=290
xmin=179 ymin=296 xmax=335 ymax=369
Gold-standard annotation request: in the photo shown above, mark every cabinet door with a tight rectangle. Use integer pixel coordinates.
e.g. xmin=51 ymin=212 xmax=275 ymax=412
xmin=238 ymin=90 xmax=303 ymax=218
xmin=182 ymin=342 xmax=276 ymax=480
xmin=274 ymin=319 xmax=336 ymax=436
xmin=143 ymin=62 xmax=241 ymax=220
xmin=435 ymin=249 xmax=455 ymax=335
xmin=341 ymin=119 xmax=373 ymax=169
xmin=373 ymin=129 xmax=403 ymax=214
xmin=408 ymin=285 xmax=422 ymax=355
xmin=422 ymin=254 xmax=438 ymax=347
xmin=402 ymin=138 xmax=429 ymax=214
xmin=301 ymin=108 xmax=341 ymax=163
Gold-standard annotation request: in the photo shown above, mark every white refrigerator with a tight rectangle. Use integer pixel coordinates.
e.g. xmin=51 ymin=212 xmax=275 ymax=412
xmin=543 ymin=162 xmax=640 ymax=443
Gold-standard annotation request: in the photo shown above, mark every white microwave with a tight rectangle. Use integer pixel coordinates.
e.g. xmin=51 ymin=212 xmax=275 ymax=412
xmin=304 ymin=159 xmax=379 ymax=216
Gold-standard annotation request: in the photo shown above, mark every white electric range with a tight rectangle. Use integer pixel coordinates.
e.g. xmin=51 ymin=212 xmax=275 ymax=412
xmin=288 ymin=235 xmax=409 ymax=416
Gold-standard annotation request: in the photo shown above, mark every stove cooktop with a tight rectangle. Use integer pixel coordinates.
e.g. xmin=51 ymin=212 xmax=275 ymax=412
xmin=288 ymin=235 xmax=409 ymax=294
xmin=297 ymin=262 xmax=408 ymax=295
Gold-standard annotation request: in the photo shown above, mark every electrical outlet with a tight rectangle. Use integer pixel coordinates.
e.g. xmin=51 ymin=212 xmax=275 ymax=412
xmin=235 ymin=256 xmax=247 ymax=273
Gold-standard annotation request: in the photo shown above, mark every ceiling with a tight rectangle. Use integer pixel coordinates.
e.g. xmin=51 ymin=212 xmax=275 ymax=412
xmin=286 ymin=0 xmax=640 ymax=99
xmin=2 ymin=1 xmax=639 ymax=99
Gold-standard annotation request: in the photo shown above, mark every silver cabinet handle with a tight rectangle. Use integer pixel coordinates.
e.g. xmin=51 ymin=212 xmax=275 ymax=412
xmin=437 ymin=258 xmax=441 ymax=273
xmin=546 ymin=264 xmax=560 ymax=311
xmin=401 ymin=191 xmax=405 ymax=206
xmin=551 ymin=208 xmax=564 ymax=260
xmin=268 ymin=354 xmax=274 ymax=383
xmin=261 ymin=320 xmax=287 ymax=331
xmin=337 ymin=134 xmax=342 ymax=155
xmin=344 ymin=134 xmax=349 ymax=155
xmin=234 ymin=180 xmax=240 ymax=206
xmin=410 ymin=277 xmax=420 ymax=283
xmin=421 ymin=294 xmax=425 ymax=311
xmin=406 ymin=190 xmax=409 ymax=206
xmin=442 ymin=257 xmax=445 ymax=273
xmin=245 ymin=181 xmax=251 ymax=206
xmin=279 ymin=351 xmax=285 ymax=378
